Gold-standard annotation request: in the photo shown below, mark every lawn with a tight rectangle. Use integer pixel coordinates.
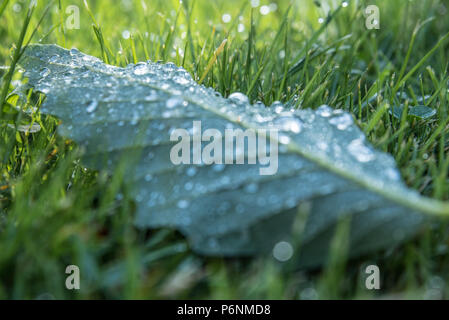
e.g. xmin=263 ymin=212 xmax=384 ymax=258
xmin=1 ymin=0 xmax=449 ymax=299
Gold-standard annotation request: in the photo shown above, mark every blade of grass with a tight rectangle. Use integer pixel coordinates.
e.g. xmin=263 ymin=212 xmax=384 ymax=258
xmin=392 ymin=30 xmax=449 ymax=96
xmin=0 ymin=4 xmax=34 ymax=118
xmin=0 ymin=0 xmax=10 ymax=20
xmin=396 ymin=19 xmax=435 ymax=87
xmin=245 ymin=9 xmax=254 ymax=88
xmin=198 ymin=38 xmax=227 ymax=84
xmin=365 ymin=102 xmax=390 ymax=134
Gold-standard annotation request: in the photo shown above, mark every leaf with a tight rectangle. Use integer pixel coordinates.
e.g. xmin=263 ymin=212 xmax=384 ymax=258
xmin=19 ymin=44 xmax=449 ymax=268
xmin=7 ymin=122 xmax=41 ymax=133
xmin=390 ymin=105 xmax=437 ymax=119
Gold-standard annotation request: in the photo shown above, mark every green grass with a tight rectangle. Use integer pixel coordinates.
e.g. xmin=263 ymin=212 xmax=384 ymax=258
xmin=1 ymin=0 xmax=449 ymax=299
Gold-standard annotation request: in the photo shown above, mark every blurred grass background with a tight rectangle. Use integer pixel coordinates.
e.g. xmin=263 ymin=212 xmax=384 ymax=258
xmin=1 ymin=0 xmax=449 ymax=299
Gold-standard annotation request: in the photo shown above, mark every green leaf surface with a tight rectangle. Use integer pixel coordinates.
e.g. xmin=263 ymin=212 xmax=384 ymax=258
xmin=391 ymin=105 xmax=437 ymax=119
xmin=19 ymin=44 xmax=449 ymax=267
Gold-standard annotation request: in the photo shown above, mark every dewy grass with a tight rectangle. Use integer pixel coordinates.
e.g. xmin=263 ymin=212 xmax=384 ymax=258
xmin=1 ymin=0 xmax=449 ymax=299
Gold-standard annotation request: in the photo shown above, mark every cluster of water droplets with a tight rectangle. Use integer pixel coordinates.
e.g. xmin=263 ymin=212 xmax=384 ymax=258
xmin=20 ymin=44 xmax=427 ymax=258
xmin=212 ymin=91 xmax=397 ymax=186
xmin=26 ymin=46 xmax=409 ymax=187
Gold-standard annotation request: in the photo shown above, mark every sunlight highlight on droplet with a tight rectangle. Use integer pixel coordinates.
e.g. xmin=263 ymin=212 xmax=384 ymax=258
xmin=222 ymin=14 xmax=231 ymax=23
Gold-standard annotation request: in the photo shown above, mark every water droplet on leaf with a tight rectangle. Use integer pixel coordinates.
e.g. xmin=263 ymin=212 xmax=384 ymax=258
xmin=316 ymin=105 xmax=333 ymax=117
xmin=348 ymin=138 xmax=375 ymax=162
xmin=39 ymin=68 xmax=50 ymax=77
xmin=86 ymin=100 xmax=98 ymax=113
xmin=177 ymin=199 xmax=190 ymax=209
xmin=228 ymin=92 xmax=249 ymax=104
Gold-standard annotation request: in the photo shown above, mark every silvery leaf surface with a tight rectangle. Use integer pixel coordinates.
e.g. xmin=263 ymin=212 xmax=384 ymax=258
xmin=20 ymin=44 xmax=448 ymax=267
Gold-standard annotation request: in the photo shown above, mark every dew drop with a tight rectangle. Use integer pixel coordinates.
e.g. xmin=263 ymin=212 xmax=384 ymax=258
xmin=174 ymin=76 xmax=190 ymax=85
xmin=279 ymin=134 xmax=291 ymax=145
xmin=329 ymin=113 xmax=353 ymax=130
xmin=272 ymin=101 xmax=284 ymax=114
xmin=48 ymin=54 xmax=59 ymax=63
xmin=316 ymin=105 xmax=333 ymax=117
xmin=133 ymin=63 xmax=149 ymax=75
xmin=260 ymin=5 xmax=270 ymax=15
xmin=254 ymin=101 xmax=266 ymax=108
xmin=276 ymin=117 xmax=303 ymax=133
xmin=212 ymin=164 xmax=225 ymax=172
xmin=122 ymin=30 xmax=131 ymax=39
xmin=386 ymin=168 xmax=400 ymax=181
xmin=222 ymin=13 xmax=231 ymax=23
xmin=244 ymin=183 xmax=259 ymax=194
xmin=273 ymin=241 xmax=293 ymax=262
xmin=220 ymin=175 xmax=231 ymax=184
xmin=228 ymin=92 xmax=249 ymax=104
xmin=70 ymin=48 xmax=80 ymax=56
xmin=177 ymin=199 xmax=190 ymax=209
xmin=86 ymin=100 xmax=98 ymax=113
xmin=12 ymin=3 xmax=21 ymax=12
xmin=278 ymin=50 xmax=286 ymax=59
xmin=348 ymin=138 xmax=375 ymax=162
xmin=251 ymin=0 xmax=260 ymax=7
xmin=39 ymin=67 xmax=50 ymax=77
xmin=166 ymin=97 xmax=183 ymax=109
xmin=166 ymin=62 xmax=177 ymax=69
xmin=317 ymin=141 xmax=328 ymax=151
xmin=285 ymin=198 xmax=297 ymax=209
xmin=40 ymin=87 xmax=50 ymax=95
xmin=184 ymin=182 xmax=194 ymax=191
xmin=186 ymin=167 xmax=197 ymax=177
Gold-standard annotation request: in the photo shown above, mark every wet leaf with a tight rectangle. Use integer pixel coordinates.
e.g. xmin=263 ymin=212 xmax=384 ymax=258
xmin=6 ymin=122 xmax=41 ymax=133
xmin=19 ymin=44 xmax=449 ymax=267
xmin=391 ymin=105 xmax=437 ymax=119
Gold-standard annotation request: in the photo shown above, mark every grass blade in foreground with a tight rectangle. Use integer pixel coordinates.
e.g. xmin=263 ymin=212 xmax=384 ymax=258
xmin=18 ymin=44 xmax=449 ymax=267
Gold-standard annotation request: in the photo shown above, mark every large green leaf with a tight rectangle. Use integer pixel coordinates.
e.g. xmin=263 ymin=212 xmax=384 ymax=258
xmin=18 ymin=44 xmax=449 ymax=267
